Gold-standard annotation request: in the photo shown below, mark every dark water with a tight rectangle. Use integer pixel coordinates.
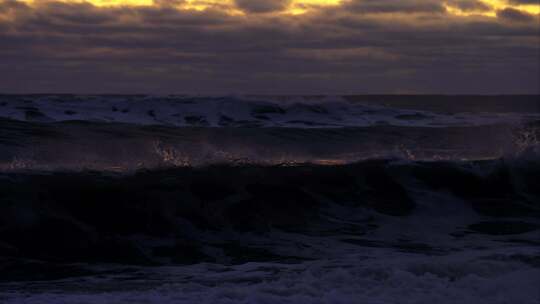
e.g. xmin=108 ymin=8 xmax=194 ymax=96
xmin=0 ymin=95 xmax=539 ymax=303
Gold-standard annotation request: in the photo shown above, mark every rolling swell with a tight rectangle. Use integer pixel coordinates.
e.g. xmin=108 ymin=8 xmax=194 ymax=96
xmin=1 ymin=157 xmax=539 ymax=281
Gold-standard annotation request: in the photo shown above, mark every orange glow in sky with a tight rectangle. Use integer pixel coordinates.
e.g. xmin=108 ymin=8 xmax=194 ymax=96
xmin=17 ymin=0 xmax=540 ymax=16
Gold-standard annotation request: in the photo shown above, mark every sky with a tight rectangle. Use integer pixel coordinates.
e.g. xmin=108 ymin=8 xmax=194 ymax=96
xmin=0 ymin=0 xmax=539 ymax=94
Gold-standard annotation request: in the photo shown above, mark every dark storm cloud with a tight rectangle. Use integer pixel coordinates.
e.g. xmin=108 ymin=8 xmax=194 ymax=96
xmin=0 ymin=0 xmax=539 ymax=94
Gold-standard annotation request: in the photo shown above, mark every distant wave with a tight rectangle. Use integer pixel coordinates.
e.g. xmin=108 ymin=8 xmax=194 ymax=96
xmin=1 ymin=95 xmax=538 ymax=128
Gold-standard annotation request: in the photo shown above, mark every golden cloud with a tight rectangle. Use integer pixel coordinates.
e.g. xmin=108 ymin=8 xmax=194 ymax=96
xmin=17 ymin=0 xmax=539 ymax=16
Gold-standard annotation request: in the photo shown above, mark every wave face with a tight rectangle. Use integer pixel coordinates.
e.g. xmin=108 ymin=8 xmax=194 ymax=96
xmin=0 ymin=95 xmax=540 ymax=303
xmin=2 ymin=118 xmax=536 ymax=171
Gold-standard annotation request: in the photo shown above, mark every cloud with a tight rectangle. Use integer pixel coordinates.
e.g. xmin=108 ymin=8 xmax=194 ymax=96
xmin=0 ymin=0 xmax=538 ymax=94
xmin=446 ymin=0 xmax=491 ymax=12
xmin=497 ymin=7 xmax=536 ymax=22
xmin=343 ymin=0 xmax=446 ymax=14
xmin=508 ymin=0 xmax=540 ymax=5
xmin=234 ymin=0 xmax=291 ymax=13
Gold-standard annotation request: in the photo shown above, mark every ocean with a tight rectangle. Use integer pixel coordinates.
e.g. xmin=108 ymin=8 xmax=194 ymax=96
xmin=0 ymin=95 xmax=539 ymax=303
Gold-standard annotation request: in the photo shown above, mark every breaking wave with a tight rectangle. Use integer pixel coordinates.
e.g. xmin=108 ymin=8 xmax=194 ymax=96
xmin=0 ymin=156 xmax=539 ymax=265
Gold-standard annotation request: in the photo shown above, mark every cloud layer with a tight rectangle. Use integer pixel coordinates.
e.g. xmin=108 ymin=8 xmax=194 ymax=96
xmin=0 ymin=0 xmax=538 ymax=94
